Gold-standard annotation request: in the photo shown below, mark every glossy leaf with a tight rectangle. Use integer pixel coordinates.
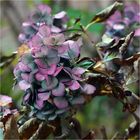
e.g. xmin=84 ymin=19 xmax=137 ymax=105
xmin=77 ymin=58 xmax=96 ymax=69
xmin=104 ymin=52 xmax=119 ymax=62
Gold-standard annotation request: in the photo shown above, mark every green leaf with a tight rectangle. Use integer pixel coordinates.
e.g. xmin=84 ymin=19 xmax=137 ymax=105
xmin=66 ymin=8 xmax=104 ymax=33
xmin=77 ymin=58 xmax=96 ymax=69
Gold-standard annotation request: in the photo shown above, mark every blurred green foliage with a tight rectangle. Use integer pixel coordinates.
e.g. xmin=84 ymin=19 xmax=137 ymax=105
xmin=76 ymin=96 xmax=133 ymax=137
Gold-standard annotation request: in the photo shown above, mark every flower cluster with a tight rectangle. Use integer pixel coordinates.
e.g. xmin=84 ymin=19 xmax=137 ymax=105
xmin=105 ymin=1 xmax=140 ymax=38
xmin=104 ymin=1 xmax=140 ymax=59
xmin=14 ymin=4 xmax=96 ymax=121
xmin=18 ymin=4 xmax=68 ymax=43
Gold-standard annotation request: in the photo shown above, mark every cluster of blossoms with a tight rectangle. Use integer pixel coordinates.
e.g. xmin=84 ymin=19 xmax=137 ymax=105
xmin=106 ymin=2 xmax=140 ymax=38
xmin=14 ymin=5 xmax=96 ymax=121
xmin=98 ymin=1 xmax=140 ymax=91
xmin=105 ymin=1 xmax=140 ymax=57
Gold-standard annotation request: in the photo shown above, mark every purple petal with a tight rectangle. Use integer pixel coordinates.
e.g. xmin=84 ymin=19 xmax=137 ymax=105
xmin=23 ymin=92 xmax=31 ymax=103
xmin=39 ymin=64 xmax=57 ymax=76
xmin=69 ymin=80 xmax=80 ymax=90
xmin=3 ymin=109 xmax=12 ymax=117
xmin=53 ymin=97 xmax=68 ymax=109
xmin=54 ymin=11 xmax=68 ymax=23
xmin=58 ymin=44 xmax=69 ymax=55
xmin=19 ymin=80 xmax=31 ymax=91
xmin=106 ymin=11 xmax=122 ymax=26
xmin=33 ymin=47 xmax=49 ymax=58
xmin=28 ymin=34 xmax=42 ymax=49
xmin=38 ymin=92 xmax=51 ymax=101
xmin=82 ymin=84 xmax=96 ymax=94
xmin=38 ymin=4 xmax=51 ymax=14
xmin=36 ymin=99 xmax=44 ymax=109
xmin=46 ymin=49 xmax=60 ymax=65
xmin=134 ymin=28 xmax=140 ymax=36
xmin=35 ymin=59 xmax=47 ymax=69
xmin=21 ymin=73 xmax=29 ymax=81
xmin=63 ymin=39 xmax=82 ymax=58
xmin=35 ymin=73 xmax=45 ymax=81
xmin=18 ymin=62 xmax=30 ymax=72
xmin=46 ymin=64 xmax=57 ymax=75
xmin=134 ymin=14 xmax=140 ymax=23
xmin=38 ymin=25 xmax=51 ymax=38
xmin=54 ymin=11 xmax=67 ymax=19
xmin=51 ymin=26 xmax=61 ymax=33
xmin=53 ymin=34 xmax=65 ymax=45
xmin=18 ymin=33 xmax=26 ymax=43
xmin=52 ymin=83 xmax=65 ymax=96
xmin=44 ymin=34 xmax=65 ymax=46
xmin=38 ymin=67 xmax=48 ymax=75
xmin=41 ymin=77 xmax=58 ymax=91
xmin=31 ymin=47 xmax=41 ymax=55
xmin=72 ymin=67 xmax=85 ymax=75
xmin=29 ymin=70 xmax=38 ymax=83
